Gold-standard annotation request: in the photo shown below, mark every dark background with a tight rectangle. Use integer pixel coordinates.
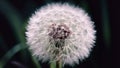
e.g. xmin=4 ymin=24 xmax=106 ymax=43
xmin=0 ymin=0 xmax=119 ymax=68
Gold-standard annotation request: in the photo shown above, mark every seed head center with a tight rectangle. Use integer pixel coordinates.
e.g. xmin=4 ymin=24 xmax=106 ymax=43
xmin=48 ymin=24 xmax=71 ymax=40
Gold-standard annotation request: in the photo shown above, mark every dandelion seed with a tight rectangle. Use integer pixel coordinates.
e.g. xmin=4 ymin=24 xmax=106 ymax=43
xmin=26 ymin=3 xmax=96 ymax=66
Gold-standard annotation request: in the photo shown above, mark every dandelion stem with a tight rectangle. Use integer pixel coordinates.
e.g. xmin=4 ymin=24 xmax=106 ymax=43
xmin=56 ymin=60 xmax=62 ymax=68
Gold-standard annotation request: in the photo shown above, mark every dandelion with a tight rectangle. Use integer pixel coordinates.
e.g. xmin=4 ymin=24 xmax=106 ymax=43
xmin=26 ymin=3 xmax=96 ymax=66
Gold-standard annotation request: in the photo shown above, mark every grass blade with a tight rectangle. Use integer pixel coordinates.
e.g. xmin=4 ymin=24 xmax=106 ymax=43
xmin=100 ymin=0 xmax=111 ymax=48
xmin=0 ymin=44 xmax=26 ymax=68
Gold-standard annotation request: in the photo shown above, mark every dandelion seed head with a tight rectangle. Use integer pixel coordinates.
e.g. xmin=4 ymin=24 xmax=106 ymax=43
xmin=26 ymin=3 xmax=96 ymax=66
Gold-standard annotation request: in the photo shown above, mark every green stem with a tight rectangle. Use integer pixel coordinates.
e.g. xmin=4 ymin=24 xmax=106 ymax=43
xmin=56 ymin=61 xmax=62 ymax=68
xmin=50 ymin=62 xmax=56 ymax=68
xmin=31 ymin=56 xmax=41 ymax=68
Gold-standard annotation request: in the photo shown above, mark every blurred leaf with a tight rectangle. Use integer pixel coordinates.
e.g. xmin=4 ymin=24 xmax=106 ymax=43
xmin=0 ymin=0 xmax=27 ymax=65
xmin=0 ymin=0 xmax=25 ymax=43
xmin=0 ymin=44 xmax=26 ymax=68
xmin=0 ymin=1 xmax=41 ymax=68
xmin=100 ymin=0 xmax=111 ymax=48
xmin=0 ymin=36 xmax=8 ymax=52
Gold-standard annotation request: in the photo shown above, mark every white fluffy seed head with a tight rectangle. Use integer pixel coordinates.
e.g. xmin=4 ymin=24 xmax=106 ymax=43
xmin=26 ymin=3 xmax=96 ymax=66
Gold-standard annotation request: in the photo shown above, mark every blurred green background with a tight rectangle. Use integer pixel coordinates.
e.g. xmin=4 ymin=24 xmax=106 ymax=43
xmin=0 ymin=0 xmax=118 ymax=68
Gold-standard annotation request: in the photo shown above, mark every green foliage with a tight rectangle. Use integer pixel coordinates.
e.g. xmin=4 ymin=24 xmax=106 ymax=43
xmin=0 ymin=0 xmax=111 ymax=68
xmin=0 ymin=44 xmax=26 ymax=68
